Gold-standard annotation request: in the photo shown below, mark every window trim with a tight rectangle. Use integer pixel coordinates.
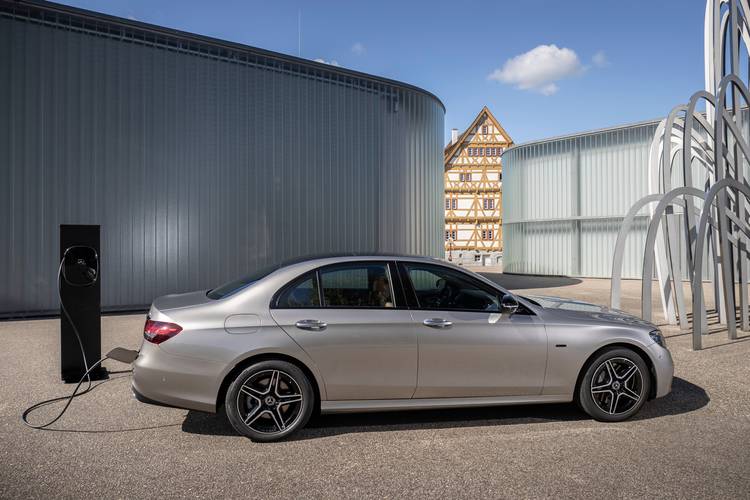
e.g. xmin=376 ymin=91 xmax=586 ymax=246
xmin=271 ymin=260 xmax=534 ymax=315
xmin=397 ymin=261 xmax=535 ymax=315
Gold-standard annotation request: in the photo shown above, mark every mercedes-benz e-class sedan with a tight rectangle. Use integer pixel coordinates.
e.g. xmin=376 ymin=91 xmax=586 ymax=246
xmin=132 ymin=255 xmax=673 ymax=442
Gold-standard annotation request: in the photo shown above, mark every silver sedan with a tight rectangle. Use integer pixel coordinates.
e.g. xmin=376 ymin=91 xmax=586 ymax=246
xmin=132 ymin=255 xmax=673 ymax=442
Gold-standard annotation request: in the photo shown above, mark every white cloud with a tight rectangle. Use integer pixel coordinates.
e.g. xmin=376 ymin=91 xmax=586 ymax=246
xmin=351 ymin=42 xmax=366 ymax=56
xmin=592 ymin=50 xmax=610 ymax=68
xmin=314 ymin=58 xmax=340 ymax=67
xmin=488 ymin=44 xmax=584 ymax=95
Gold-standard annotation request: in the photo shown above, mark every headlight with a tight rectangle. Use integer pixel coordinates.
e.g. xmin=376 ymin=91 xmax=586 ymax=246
xmin=649 ymin=329 xmax=666 ymax=348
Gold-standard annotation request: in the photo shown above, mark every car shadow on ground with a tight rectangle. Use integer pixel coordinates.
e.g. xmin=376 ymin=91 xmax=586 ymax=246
xmin=180 ymin=377 xmax=708 ymax=440
xmin=479 ymin=273 xmax=583 ymax=290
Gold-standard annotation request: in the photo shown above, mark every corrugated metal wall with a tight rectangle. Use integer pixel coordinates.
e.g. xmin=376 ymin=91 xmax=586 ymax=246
xmin=0 ymin=1 xmax=444 ymax=317
xmin=502 ymin=122 xmax=658 ymax=278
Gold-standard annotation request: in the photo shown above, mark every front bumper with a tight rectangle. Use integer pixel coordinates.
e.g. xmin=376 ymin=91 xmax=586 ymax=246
xmin=131 ymin=341 xmax=224 ymax=413
xmin=647 ymin=342 xmax=674 ymax=398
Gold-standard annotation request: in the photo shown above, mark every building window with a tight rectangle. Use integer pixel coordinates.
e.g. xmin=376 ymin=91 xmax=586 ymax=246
xmin=490 ymin=147 xmax=496 ymax=156
xmin=452 ymin=199 xmax=457 ymax=209
xmin=479 ymin=147 xmax=484 ymax=156
xmin=445 ymin=198 xmax=450 ymax=210
xmin=474 ymin=253 xmax=481 ymax=262
xmin=445 ymin=230 xmax=457 ymax=241
xmin=467 ymin=147 xmax=473 ymax=157
xmin=483 ymin=198 xmax=495 ymax=210
xmin=460 ymin=173 xmax=472 ymax=182
xmin=482 ymin=125 xmax=488 ymax=134
xmin=445 ymin=231 xmax=450 ymax=240
xmin=481 ymin=229 xmax=493 ymax=240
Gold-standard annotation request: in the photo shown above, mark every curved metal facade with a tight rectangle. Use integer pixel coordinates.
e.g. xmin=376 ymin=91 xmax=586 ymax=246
xmin=0 ymin=1 xmax=444 ymax=317
xmin=502 ymin=121 xmax=659 ymax=278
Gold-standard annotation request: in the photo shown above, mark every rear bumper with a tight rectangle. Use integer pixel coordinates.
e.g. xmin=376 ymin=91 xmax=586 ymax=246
xmin=131 ymin=341 xmax=223 ymax=413
xmin=647 ymin=342 xmax=674 ymax=399
xmin=131 ymin=384 xmax=183 ymax=409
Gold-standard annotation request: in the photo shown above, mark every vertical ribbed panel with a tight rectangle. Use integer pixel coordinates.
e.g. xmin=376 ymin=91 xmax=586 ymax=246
xmin=0 ymin=6 xmax=444 ymax=317
xmin=503 ymin=122 xmax=659 ymax=279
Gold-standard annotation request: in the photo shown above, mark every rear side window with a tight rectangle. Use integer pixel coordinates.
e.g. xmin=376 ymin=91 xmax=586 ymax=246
xmin=275 ymin=272 xmax=320 ymax=308
xmin=320 ymin=262 xmax=395 ymax=308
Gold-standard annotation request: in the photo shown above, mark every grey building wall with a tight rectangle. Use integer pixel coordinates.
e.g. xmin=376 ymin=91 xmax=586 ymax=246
xmin=0 ymin=1 xmax=445 ymax=317
xmin=502 ymin=121 xmax=659 ymax=279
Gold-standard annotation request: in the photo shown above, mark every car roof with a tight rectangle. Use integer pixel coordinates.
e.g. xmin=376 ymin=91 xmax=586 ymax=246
xmin=277 ymin=253 xmax=443 ymax=267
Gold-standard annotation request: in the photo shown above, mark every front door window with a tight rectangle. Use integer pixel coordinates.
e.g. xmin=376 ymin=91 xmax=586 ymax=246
xmin=403 ymin=263 xmax=500 ymax=312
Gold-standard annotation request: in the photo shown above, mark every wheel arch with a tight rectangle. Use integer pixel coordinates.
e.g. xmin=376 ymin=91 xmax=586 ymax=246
xmin=216 ymin=353 xmax=322 ymax=413
xmin=573 ymin=342 xmax=658 ymax=402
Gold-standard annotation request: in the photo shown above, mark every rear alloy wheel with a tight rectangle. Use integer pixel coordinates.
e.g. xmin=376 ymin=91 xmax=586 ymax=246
xmin=578 ymin=347 xmax=651 ymax=422
xmin=226 ymin=360 xmax=314 ymax=442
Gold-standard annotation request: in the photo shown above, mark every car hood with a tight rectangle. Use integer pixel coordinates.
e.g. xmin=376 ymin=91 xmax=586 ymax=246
xmin=152 ymin=290 xmax=212 ymax=311
xmin=523 ymin=295 xmax=655 ymax=329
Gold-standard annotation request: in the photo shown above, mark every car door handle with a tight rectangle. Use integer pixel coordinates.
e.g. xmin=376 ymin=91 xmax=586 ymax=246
xmin=295 ymin=319 xmax=327 ymax=331
xmin=423 ymin=318 xmax=452 ymax=329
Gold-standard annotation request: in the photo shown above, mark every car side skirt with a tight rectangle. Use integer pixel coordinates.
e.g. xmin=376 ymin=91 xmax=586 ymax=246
xmin=320 ymin=394 xmax=573 ymax=414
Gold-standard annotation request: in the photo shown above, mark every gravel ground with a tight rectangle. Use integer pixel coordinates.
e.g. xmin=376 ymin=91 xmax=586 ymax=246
xmin=1 ymin=275 xmax=749 ymax=499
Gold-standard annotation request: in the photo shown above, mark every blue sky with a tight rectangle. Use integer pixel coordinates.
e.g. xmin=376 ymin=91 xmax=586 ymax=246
xmin=61 ymin=0 xmax=706 ymax=145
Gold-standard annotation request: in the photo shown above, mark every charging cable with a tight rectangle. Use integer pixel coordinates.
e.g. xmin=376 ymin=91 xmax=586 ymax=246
xmin=57 ymin=259 xmax=93 ymax=381
xmin=22 ymin=355 xmax=108 ymax=429
xmin=21 ymin=258 xmax=138 ymax=429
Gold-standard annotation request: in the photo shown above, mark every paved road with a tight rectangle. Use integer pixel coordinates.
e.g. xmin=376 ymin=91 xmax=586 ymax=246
xmin=1 ymin=276 xmax=749 ymax=499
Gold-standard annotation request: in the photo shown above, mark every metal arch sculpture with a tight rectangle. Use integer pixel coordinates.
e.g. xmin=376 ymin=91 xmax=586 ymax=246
xmin=640 ymin=187 xmax=706 ymax=327
xmin=610 ymin=194 xmax=663 ymax=311
xmin=692 ymin=178 xmax=750 ymax=348
xmin=610 ymin=0 xmax=750 ymax=349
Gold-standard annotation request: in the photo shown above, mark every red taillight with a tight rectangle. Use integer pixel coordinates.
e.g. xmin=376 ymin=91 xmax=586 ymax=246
xmin=144 ymin=319 xmax=182 ymax=344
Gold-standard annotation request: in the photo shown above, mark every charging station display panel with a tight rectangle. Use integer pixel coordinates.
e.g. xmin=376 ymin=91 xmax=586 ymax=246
xmin=63 ymin=246 xmax=99 ymax=287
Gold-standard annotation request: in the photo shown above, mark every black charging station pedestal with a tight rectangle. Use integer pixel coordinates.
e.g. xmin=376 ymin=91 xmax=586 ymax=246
xmin=60 ymin=224 xmax=108 ymax=383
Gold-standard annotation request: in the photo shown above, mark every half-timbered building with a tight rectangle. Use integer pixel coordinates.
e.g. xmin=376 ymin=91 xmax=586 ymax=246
xmin=444 ymin=107 xmax=513 ymax=264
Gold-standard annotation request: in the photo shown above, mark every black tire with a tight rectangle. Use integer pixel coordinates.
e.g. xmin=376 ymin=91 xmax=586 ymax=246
xmin=577 ymin=347 xmax=651 ymax=422
xmin=225 ymin=360 xmax=314 ymax=442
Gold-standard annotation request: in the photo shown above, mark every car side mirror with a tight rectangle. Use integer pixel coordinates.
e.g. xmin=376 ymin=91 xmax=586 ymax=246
xmin=500 ymin=294 xmax=519 ymax=315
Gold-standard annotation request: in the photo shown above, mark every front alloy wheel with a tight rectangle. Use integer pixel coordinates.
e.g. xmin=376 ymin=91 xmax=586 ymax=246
xmin=578 ymin=347 xmax=651 ymax=422
xmin=226 ymin=360 xmax=314 ymax=442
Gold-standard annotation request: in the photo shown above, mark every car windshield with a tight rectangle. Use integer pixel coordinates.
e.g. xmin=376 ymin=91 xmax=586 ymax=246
xmin=206 ymin=264 xmax=279 ymax=300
